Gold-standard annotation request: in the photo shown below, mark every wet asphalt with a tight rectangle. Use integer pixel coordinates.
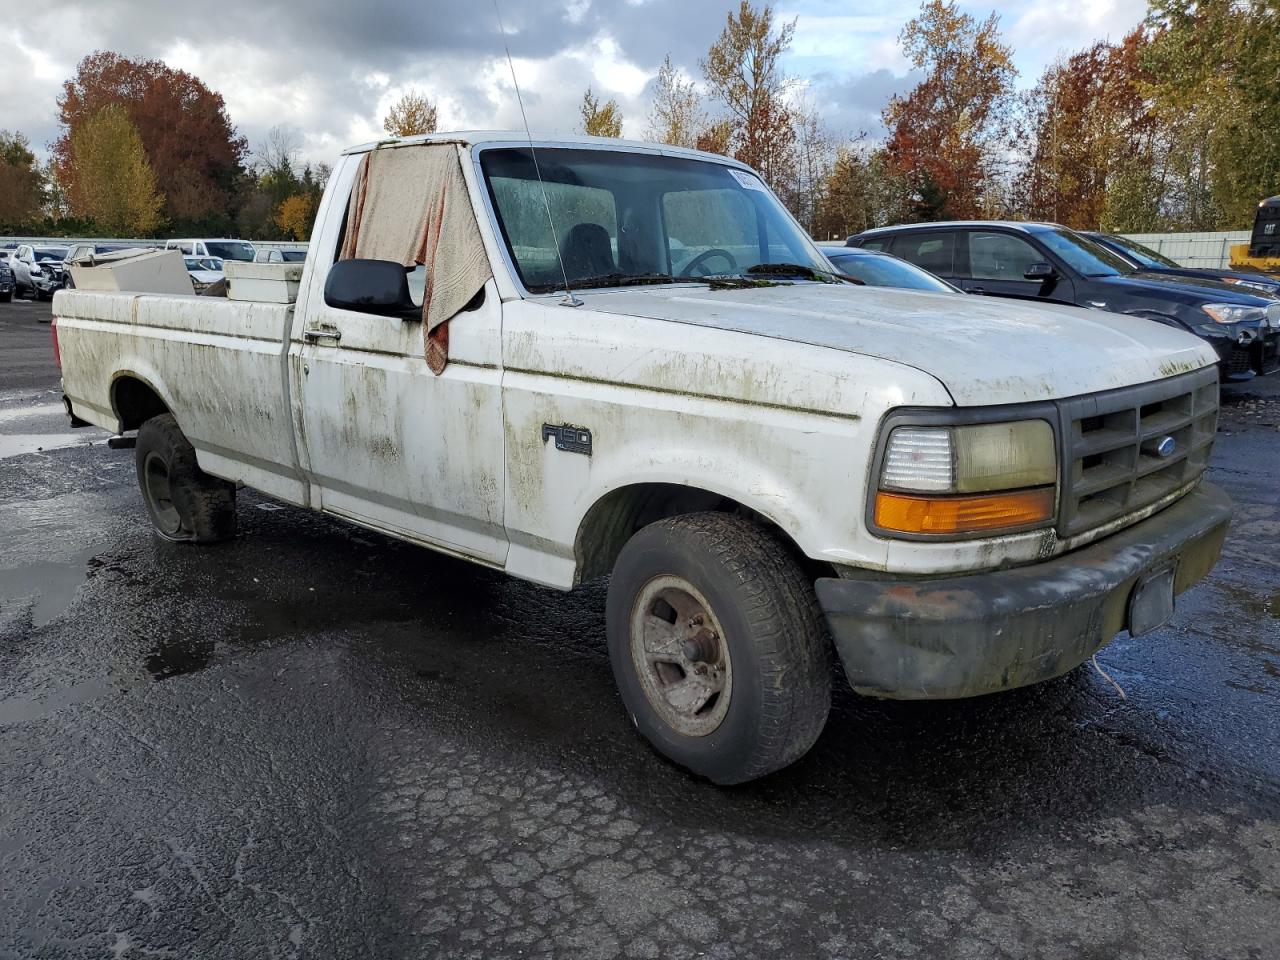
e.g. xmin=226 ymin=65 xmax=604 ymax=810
xmin=0 ymin=296 xmax=1277 ymax=959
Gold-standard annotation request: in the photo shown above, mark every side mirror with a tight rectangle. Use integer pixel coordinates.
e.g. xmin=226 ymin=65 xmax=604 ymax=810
xmin=1024 ymin=261 xmax=1056 ymax=281
xmin=324 ymin=259 xmax=419 ymax=318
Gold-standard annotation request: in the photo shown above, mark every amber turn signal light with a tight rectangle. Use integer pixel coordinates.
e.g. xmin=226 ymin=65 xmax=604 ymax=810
xmin=874 ymin=487 xmax=1055 ymax=536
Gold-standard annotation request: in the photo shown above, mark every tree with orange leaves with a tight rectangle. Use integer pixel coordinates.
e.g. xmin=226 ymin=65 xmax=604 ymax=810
xmin=882 ymin=0 xmax=1016 ymax=221
xmin=1014 ymin=30 xmax=1157 ymax=231
xmin=53 ymin=51 xmax=246 ymax=232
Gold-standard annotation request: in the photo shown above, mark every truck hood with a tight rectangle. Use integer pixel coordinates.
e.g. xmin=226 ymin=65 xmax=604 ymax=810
xmin=580 ymin=283 xmax=1217 ymax=406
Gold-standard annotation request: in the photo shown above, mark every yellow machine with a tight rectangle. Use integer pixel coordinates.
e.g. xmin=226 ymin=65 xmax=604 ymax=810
xmin=1230 ymin=195 xmax=1280 ymax=274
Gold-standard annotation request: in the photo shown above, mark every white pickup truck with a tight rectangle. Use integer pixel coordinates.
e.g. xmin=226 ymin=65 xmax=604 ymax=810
xmin=54 ymin=132 xmax=1231 ymax=784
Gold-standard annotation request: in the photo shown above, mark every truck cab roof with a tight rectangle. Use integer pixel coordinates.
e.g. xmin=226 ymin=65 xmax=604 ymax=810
xmin=340 ymin=130 xmax=756 ymax=170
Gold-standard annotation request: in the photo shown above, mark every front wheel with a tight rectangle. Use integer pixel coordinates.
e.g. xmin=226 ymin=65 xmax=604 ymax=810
xmin=606 ymin=513 xmax=831 ymax=784
xmin=135 ymin=414 xmax=237 ymax=543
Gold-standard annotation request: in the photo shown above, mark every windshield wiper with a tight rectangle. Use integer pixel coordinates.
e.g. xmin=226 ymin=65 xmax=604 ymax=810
xmin=744 ymin=262 xmax=863 ymax=285
xmin=538 ymin=272 xmax=678 ymax=292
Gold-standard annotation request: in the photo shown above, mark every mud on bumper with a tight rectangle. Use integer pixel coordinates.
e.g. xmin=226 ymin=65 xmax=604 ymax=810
xmin=815 ymin=482 xmax=1232 ymax=700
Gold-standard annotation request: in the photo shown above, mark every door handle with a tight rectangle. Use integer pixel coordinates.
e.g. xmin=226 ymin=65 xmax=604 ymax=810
xmin=968 ymin=286 xmax=987 ymax=295
xmin=303 ymin=326 xmax=341 ymax=342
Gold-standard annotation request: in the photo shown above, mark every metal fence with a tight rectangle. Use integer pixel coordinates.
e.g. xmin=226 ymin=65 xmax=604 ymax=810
xmin=0 ymin=237 xmax=307 ymax=254
xmin=1120 ymin=231 xmax=1250 ymax=269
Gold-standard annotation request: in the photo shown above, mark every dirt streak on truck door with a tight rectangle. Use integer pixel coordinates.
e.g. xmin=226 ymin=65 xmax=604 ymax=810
xmin=291 ymin=151 xmax=508 ymax=564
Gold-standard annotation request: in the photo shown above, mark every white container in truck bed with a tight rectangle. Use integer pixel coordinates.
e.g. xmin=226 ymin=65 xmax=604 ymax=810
xmin=224 ymin=261 xmax=303 ymax=304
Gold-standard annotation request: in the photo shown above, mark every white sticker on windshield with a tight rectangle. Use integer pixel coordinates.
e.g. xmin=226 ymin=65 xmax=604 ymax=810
xmin=728 ymin=169 xmax=767 ymax=192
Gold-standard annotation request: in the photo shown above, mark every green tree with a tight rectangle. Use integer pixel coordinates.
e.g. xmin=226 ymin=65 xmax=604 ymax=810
xmin=646 ymin=55 xmax=703 ymax=148
xmin=580 ymin=88 xmax=623 ymax=138
xmin=70 ymin=104 xmax=164 ymax=234
xmin=815 ymin=142 xmax=912 ymax=239
xmin=0 ymin=130 xmax=45 ymax=229
xmin=1144 ymin=0 xmax=1280 ymax=228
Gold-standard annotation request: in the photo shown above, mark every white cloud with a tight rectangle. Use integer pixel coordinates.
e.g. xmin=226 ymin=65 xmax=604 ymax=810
xmin=0 ymin=0 xmax=1156 ymax=170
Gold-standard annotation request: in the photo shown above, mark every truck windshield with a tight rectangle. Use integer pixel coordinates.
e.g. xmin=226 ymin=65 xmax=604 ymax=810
xmin=479 ymin=147 xmax=829 ymax=293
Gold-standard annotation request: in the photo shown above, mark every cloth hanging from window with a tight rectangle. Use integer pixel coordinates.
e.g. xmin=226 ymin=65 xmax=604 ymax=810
xmin=339 ymin=143 xmax=492 ymax=374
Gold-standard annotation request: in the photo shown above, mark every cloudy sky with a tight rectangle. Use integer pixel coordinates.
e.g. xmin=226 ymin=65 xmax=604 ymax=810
xmin=1 ymin=0 xmax=1147 ymax=168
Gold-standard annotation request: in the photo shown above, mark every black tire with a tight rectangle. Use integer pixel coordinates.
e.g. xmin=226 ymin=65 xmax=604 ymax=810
xmin=0 ymin=292 xmax=11 ymax=303
xmin=606 ymin=512 xmax=831 ymax=785
xmin=135 ymin=413 xmax=236 ymax=543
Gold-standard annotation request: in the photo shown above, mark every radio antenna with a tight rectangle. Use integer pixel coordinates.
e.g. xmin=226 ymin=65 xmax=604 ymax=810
xmin=492 ymin=0 xmax=582 ymax=307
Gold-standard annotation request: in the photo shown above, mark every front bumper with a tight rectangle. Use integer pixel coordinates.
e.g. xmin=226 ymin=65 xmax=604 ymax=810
xmin=1207 ymin=323 xmax=1280 ymax=380
xmin=816 ymin=482 xmax=1232 ymax=700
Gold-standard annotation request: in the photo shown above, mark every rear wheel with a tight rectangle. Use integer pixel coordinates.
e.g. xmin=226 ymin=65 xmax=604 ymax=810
xmin=135 ymin=414 xmax=236 ymax=543
xmin=606 ymin=512 xmax=831 ymax=784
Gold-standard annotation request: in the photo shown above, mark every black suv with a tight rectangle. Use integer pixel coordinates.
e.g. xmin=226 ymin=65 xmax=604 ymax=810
xmin=848 ymin=221 xmax=1280 ymax=381
xmin=0 ymin=256 xmax=13 ymax=302
xmin=1082 ymin=231 xmax=1280 ymax=297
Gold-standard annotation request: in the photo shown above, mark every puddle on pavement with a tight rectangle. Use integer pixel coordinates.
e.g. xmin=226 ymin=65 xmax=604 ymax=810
xmin=143 ymin=633 xmax=216 ymax=681
xmin=0 ymin=543 xmax=104 ymax=628
xmin=1215 ymin=581 xmax=1280 ymax=625
xmin=0 ymin=674 xmax=135 ymax=726
xmin=0 ymin=433 xmax=95 ymax=459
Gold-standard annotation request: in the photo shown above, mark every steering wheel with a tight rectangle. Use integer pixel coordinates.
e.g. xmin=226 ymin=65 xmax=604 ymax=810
xmin=679 ymin=248 xmax=739 ymax=278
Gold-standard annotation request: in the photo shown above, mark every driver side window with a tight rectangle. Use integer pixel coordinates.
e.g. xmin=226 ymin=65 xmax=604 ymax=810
xmin=489 ymin=176 xmax=619 ymax=288
xmin=662 ymin=189 xmax=755 ymax=275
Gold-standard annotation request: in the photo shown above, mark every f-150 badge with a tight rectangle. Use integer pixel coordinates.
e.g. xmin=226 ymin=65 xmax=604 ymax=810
xmin=542 ymin=424 xmax=592 ymax=456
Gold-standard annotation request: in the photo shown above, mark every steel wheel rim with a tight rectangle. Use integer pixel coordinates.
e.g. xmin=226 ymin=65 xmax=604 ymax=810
xmin=143 ymin=451 xmax=183 ymax=536
xmin=629 ymin=575 xmax=732 ymax=737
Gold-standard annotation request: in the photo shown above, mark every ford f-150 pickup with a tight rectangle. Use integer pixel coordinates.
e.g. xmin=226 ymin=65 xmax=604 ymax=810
xmin=53 ymin=132 xmax=1232 ymax=784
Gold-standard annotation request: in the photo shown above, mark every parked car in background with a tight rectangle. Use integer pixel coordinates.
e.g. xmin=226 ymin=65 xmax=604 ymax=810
xmin=10 ymin=245 xmax=71 ymax=300
xmin=1082 ymin=231 xmax=1280 ymax=297
xmin=184 ymin=256 xmax=225 ymax=293
xmin=65 ymin=242 xmax=145 ymax=265
xmin=849 ymin=222 xmax=1280 ymax=381
xmin=0 ymin=257 xmax=13 ymax=302
xmin=165 ymin=239 xmax=257 ymax=262
xmin=823 ymin=246 xmax=960 ymax=293
xmin=253 ymin=248 xmax=308 ymax=264
xmin=62 ymin=243 xmax=152 ymax=289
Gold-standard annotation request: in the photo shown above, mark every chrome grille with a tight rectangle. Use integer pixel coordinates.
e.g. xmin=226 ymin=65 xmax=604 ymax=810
xmin=1058 ymin=367 xmax=1218 ymax=538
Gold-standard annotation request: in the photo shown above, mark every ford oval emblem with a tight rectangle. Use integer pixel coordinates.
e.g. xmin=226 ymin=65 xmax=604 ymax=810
xmin=1154 ymin=435 xmax=1176 ymax=458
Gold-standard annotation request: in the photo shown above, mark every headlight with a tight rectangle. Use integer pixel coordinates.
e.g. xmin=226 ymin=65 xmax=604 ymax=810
xmin=1202 ymin=303 xmax=1266 ymax=324
xmin=873 ymin=420 xmax=1057 ymax=537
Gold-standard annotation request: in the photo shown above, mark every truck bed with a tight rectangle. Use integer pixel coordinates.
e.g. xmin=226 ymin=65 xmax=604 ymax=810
xmin=56 ymin=290 xmax=307 ymax=505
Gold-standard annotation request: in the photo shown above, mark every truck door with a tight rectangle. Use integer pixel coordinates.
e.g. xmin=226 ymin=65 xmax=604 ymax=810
xmin=291 ymin=154 xmax=508 ymax=566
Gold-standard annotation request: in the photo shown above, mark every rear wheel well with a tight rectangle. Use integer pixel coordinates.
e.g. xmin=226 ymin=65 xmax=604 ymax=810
xmin=574 ymin=483 xmax=832 ymax=584
xmin=113 ymin=377 xmax=169 ymax=431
